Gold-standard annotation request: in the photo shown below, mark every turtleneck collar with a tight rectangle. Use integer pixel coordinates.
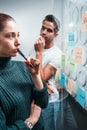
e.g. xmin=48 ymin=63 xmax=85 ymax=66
xmin=0 ymin=57 xmax=11 ymax=69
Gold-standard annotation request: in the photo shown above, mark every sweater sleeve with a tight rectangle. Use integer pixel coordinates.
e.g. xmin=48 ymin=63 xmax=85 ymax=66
xmin=0 ymin=107 xmax=29 ymax=130
xmin=33 ymin=82 xmax=48 ymax=108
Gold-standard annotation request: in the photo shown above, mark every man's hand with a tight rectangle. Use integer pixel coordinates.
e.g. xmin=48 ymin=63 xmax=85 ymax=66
xmin=47 ymin=83 xmax=54 ymax=94
xmin=25 ymin=101 xmax=41 ymax=126
xmin=34 ymin=36 xmax=45 ymax=54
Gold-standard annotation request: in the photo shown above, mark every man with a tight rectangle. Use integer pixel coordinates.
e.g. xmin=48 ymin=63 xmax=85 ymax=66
xmin=30 ymin=14 xmax=62 ymax=130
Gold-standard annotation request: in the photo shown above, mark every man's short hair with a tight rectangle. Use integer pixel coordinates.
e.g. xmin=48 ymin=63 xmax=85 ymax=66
xmin=43 ymin=14 xmax=60 ymax=32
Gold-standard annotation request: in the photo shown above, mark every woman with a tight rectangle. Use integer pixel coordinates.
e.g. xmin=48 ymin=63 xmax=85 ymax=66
xmin=0 ymin=13 xmax=48 ymax=130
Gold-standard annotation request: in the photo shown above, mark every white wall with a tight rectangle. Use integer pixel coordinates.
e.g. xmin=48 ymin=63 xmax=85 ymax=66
xmin=0 ymin=0 xmax=63 ymax=61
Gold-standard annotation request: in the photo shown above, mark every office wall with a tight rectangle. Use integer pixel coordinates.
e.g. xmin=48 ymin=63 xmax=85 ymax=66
xmin=58 ymin=0 xmax=87 ymax=111
xmin=0 ymin=0 xmax=63 ymax=60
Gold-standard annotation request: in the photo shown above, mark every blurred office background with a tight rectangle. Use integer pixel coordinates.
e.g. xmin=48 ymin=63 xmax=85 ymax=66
xmin=0 ymin=0 xmax=63 ymax=60
xmin=0 ymin=0 xmax=87 ymax=130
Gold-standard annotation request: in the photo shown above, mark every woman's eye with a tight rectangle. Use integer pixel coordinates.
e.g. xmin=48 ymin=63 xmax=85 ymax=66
xmin=5 ymin=33 xmax=15 ymax=39
xmin=17 ymin=33 xmax=20 ymax=38
xmin=9 ymin=35 xmax=13 ymax=39
xmin=5 ymin=32 xmax=20 ymax=39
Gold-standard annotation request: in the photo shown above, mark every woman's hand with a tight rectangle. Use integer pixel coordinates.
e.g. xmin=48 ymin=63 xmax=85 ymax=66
xmin=25 ymin=57 xmax=40 ymax=75
xmin=25 ymin=57 xmax=43 ymax=89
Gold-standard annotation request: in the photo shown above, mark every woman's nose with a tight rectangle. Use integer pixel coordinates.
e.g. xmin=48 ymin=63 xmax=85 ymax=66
xmin=15 ymin=38 xmax=20 ymax=46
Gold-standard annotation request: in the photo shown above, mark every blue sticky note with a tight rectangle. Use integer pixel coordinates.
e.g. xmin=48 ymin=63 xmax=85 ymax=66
xmin=76 ymin=87 xmax=85 ymax=108
xmin=59 ymin=73 xmax=65 ymax=87
xmin=68 ymin=32 xmax=75 ymax=46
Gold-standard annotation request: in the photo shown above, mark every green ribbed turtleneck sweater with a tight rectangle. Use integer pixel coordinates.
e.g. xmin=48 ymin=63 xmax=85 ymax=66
xmin=0 ymin=57 xmax=48 ymax=130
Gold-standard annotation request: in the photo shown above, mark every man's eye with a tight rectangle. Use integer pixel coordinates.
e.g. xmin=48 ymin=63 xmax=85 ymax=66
xmin=41 ymin=26 xmax=45 ymax=30
xmin=47 ymin=29 xmax=53 ymax=33
xmin=41 ymin=26 xmax=54 ymax=33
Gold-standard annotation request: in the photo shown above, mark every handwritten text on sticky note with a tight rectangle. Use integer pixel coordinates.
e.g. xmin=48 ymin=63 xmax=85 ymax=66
xmin=82 ymin=12 xmax=87 ymax=31
xmin=75 ymin=47 xmax=82 ymax=64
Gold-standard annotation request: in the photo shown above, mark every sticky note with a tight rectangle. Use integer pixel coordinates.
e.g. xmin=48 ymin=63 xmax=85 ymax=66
xmin=55 ymin=71 xmax=60 ymax=82
xmin=59 ymin=73 xmax=65 ymax=87
xmin=82 ymin=12 xmax=87 ymax=32
xmin=61 ymin=54 xmax=66 ymax=67
xmin=68 ymin=32 xmax=75 ymax=46
xmin=67 ymin=79 xmax=74 ymax=95
xmin=69 ymin=58 xmax=75 ymax=72
xmin=76 ymin=87 xmax=85 ymax=108
xmin=75 ymin=47 xmax=82 ymax=64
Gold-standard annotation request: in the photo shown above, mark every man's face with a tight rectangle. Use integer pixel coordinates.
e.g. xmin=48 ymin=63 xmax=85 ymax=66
xmin=40 ymin=20 xmax=58 ymax=44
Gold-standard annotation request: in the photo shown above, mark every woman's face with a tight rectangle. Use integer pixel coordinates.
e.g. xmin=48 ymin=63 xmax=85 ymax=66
xmin=0 ymin=20 xmax=20 ymax=57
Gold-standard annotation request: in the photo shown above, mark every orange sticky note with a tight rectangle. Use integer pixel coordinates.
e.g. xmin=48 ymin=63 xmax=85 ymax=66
xmin=67 ymin=79 xmax=74 ymax=94
xmin=74 ymin=47 xmax=82 ymax=64
xmin=82 ymin=12 xmax=87 ymax=31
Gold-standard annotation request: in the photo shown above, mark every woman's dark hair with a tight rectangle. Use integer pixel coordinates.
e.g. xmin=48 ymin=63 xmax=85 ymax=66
xmin=0 ymin=13 xmax=15 ymax=31
xmin=43 ymin=14 xmax=60 ymax=32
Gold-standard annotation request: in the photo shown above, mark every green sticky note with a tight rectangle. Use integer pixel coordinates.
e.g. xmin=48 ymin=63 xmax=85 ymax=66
xmin=69 ymin=58 xmax=75 ymax=72
xmin=61 ymin=54 xmax=65 ymax=67
xmin=55 ymin=71 xmax=60 ymax=82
